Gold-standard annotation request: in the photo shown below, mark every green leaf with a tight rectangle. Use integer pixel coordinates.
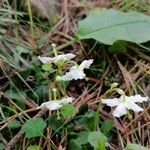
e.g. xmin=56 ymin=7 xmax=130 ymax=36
xmin=101 ymin=119 xmax=113 ymax=136
xmin=66 ymin=123 xmax=75 ymax=132
xmin=5 ymin=90 xmax=26 ymax=100
xmin=74 ymin=132 xmax=89 ymax=145
xmin=76 ymin=9 xmax=150 ymax=45
xmin=60 ymin=104 xmax=76 ymax=117
xmin=88 ymin=131 xmax=107 ymax=150
xmin=42 ymin=64 xmax=52 ymax=71
xmin=108 ymin=41 xmax=127 ymax=54
xmin=83 ymin=110 xmax=99 ymax=131
xmin=48 ymin=115 xmax=63 ymax=132
xmin=21 ymin=118 xmax=47 ymax=138
xmin=16 ymin=45 xmax=29 ymax=54
xmin=35 ymin=85 xmax=49 ymax=99
xmin=69 ymin=140 xmax=81 ymax=150
xmin=8 ymin=120 xmax=21 ymax=129
xmin=27 ymin=145 xmax=40 ymax=150
xmin=69 ymin=132 xmax=89 ymax=150
xmin=126 ymin=143 xmax=148 ymax=150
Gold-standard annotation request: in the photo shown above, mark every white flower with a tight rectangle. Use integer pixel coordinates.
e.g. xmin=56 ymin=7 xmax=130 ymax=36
xmin=56 ymin=59 xmax=93 ymax=81
xmin=60 ymin=97 xmax=73 ymax=103
xmin=38 ymin=53 xmax=76 ymax=64
xmin=37 ymin=97 xmax=74 ymax=111
xmin=38 ymin=56 xmax=52 ymax=64
xmin=102 ymin=94 xmax=148 ymax=117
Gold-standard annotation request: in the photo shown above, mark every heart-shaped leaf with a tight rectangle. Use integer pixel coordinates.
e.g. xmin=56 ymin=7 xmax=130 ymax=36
xmin=21 ymin=118 xmax=46 ymax=138
xmin=76 ymin=9 xmax=150 ymax=45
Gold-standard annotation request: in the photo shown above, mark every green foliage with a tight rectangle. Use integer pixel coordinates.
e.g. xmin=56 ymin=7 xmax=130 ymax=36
xmin=101 ymin=119 xmax=113 ymax=136
xmin=69 ymin=132 xmax=89 ymax=150
xmin=21 ymin=118 xmax=47 ymax=138
xmin=69 ymin=140 xmax=81 ymax=150
xmin=5 ymin=90 xmax=26 ymax=100
xmin=83 ymin=110 xmax=99 ymax=131
xmin=108 ymin=41 xmax=127 ymax=54
xmin=69 ymin=131 xmax=107 ymax=150
xmin=126 ymin=143 xmax=148 ymax=150
xmin=34 ymin=85 xmax=49 ymax=99
xmin=76 ymin=9 xmax=150 ymax=45
xmin=7 ymin=119 xmax=21 ymax=129
xmin=48 ymin=115 xmax=63 ymax=132
xmin=66 ymin=123 xmax=75 ymax=132
xmin=42 ymin=63 xmax=52 ymax=71
xmin=88 ymin=132 xmax=107 ymax=150
xmin=16 ymin=45 xmax=30 ymax=55
xmin=60 ymin=104 xmax=76 ymax=117
xmin=27 ymin=145 xmax=40 ymax=150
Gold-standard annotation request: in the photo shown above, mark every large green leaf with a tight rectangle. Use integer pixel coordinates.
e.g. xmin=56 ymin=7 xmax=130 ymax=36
xmin=76 ymin=9 xmax=150 ymax=45
xmin=21 ymin=118 xmax=47 ymax=138
xmin=126 ymin=143 xmax=148 ymax=150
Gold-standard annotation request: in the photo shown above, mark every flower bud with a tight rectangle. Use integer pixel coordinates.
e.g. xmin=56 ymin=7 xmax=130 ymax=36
xmin=116 ymin=89 xmax=124 ymax=95
xmin=111 ymin=82 xmax=118 ymax=88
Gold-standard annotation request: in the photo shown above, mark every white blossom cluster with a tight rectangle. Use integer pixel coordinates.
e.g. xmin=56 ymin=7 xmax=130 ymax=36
xmin=37 ymin=44 xmax=93 ymax=111
xmin=38 ymin=51 xmax=93 ymax=81
xmin=37 ymin=44 xmax=148 ymax=118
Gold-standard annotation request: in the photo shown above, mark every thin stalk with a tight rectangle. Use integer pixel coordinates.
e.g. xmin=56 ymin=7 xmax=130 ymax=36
xmin=56 ymin=39 xmax=78 ymax=51
xmin=27 ymin=0 xmax=34 ymax=35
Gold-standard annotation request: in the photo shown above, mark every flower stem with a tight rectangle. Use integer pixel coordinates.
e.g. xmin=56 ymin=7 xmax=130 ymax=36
xmin=56 ymin=39 xmax=77 ymax=51
xmin=66 ymin=61 xmax=78 ymax=66
xmin=52 ymin=88 xmax=57 ymax=100
xmin=52 ymin=44 xmax=57 ymax=56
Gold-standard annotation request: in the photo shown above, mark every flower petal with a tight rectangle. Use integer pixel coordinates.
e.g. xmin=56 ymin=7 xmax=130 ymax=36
xmin=56 ymin=74 xmax=72 ymax=81
xmin=37 ymin=101 xmax=62 ymax=110
xmin=70 ymin=66 xmax=86 ymax=79
xmin=38 ymin=56 xmax=52 ymax=63
xmin=45 ymin=101 xmax=62 ymax=110
xmin=101 ymin=98 xmax=120 ymax=106
xmin=126 ymin=101 xmax=143 ymax=112
xmin=56 ymin=66 xmax=86 ymax=81
xmin=53 ymin=53 xmax=76 ymax=63
xmin=56 ymin=72 xmax=74 ymax=81
xmin=112 ymin=103 xmax=127 ymax=117
xmin=38 ymin=53 xmax=75 ymax=64
xmin=128 ymin=95 xmax=148 ymax=103
xmin=60 ymin=97 xmax=74 ymax=104
xmin=79 ymin=59 xmax=93 ymax=70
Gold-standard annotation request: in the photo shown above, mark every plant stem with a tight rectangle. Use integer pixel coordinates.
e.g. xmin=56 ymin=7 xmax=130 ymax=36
xmin=27 ymin=0 xmax=34 ymax=35
xmin=56 ymin=39 xmax=78 ymax=51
